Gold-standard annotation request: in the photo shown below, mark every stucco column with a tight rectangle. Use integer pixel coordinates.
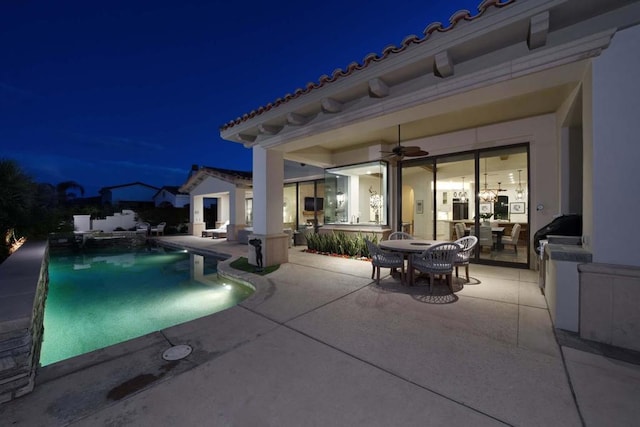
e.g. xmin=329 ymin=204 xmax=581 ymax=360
xmin=249 ymin=146 xmax=288 ymax=267
xmin=217 ymin=194 xmax=230 ymax=227
xmin=227 ymin=187 xmax=247 ymax=241
xmin=190 ymin=195 xmax=205 ymax=236
xmin=590 ymin=24 xmax=640 ymax=266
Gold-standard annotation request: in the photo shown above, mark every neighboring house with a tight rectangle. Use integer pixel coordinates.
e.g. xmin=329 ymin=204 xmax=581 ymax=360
xmin=217 ymin=0 xmax=640 ymax=350
xmin=180 ymin=166 xmax=253 ymax=240
xmin=153 ymin=186 xmax=190 ymax=208
xmin=180 ymin=162 xmax=324 ymax=240
xmin=99 ymin=182 xmax=160 ymax=209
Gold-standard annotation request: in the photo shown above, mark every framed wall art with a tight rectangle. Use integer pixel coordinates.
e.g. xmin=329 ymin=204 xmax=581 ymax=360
xmin=479 ymin=203 xmax=492 ymax=214
xmin=510 ymin=202 xmax=526 ymax=214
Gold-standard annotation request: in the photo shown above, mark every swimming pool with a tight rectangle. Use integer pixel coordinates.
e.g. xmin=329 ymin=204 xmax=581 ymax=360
xmin=40 ymin=247 xmax=254 ymax=366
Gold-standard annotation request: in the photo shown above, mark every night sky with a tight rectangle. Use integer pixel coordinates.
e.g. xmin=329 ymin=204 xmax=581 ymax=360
xmin=2 ymin=0 xmax=481 ymax=196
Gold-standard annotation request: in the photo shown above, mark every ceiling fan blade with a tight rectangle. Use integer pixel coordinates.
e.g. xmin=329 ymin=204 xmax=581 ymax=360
xmin=402 ymin=146 xmax=422 ymax=153
xmin=403 ymin=149 xmax=429 ymax=157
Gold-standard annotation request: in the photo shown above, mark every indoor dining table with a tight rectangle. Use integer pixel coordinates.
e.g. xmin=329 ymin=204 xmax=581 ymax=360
xmin=466 ymin=226 xmax=506 ymax=250
xmin=379 ymin=239 xmax=450 ymax=285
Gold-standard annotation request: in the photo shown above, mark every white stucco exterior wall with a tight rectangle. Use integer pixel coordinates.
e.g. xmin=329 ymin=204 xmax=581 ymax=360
xmin=186 ymin=175 xmax=244 ymax=236
xmin=591 ymin=24 xmax=640 ymax=266
xmin=252 ymin=146 xmax=284 ymax=235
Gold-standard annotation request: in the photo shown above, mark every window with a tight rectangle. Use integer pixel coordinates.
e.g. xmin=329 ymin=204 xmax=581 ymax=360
xmin=245 ymin=198 xmax=253 ymax=226
xmin=324 ymin=161 xmax=388 ymax=225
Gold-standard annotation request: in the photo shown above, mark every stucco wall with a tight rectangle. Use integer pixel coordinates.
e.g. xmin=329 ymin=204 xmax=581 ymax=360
xmin=189 ymin=176 xmax=237 ymax=196
xmin=591 ymin=24 xmax=640 ymax=267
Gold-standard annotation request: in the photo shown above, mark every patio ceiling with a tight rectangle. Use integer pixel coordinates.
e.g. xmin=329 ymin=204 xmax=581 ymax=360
xmin=281 ymin=63 xmax=583 ymax=163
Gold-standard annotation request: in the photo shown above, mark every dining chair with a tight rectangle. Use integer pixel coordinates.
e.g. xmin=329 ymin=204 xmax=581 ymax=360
xmin=454 ymin=222 xmax=466 ymax=240
xmin=479 ymin=225 xmax=493 ymax=252
xmin=410 ymin=242 xmax=461 ymax=292
xmin=453 ymin=235 xmax=478 ymax=282
xmin=388 ymin=231 xmax=414 ymax=240
xmin=365 ymin=239 xmax=405 ymax=285
xmin=502 ymin=223 xmax=522 ymax=253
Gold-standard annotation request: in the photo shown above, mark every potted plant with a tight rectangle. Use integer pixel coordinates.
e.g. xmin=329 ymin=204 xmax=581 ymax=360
xmin=480 ymin=212 xmax=493 ymax=224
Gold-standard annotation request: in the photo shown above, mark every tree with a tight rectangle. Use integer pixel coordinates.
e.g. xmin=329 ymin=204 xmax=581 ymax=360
xmin=56 ymin=180 xmax=85 ymax=205
xmin=0 ymin=159 xmax=37 ymax=259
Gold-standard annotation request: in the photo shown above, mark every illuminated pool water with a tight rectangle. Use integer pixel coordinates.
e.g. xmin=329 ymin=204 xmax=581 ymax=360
xmin=41 ymin=247 xmax=254 ymax=366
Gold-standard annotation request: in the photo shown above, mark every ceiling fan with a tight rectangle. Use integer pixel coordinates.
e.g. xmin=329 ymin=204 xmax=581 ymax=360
xmin=380 ymin=125 xmax=429 ymax=162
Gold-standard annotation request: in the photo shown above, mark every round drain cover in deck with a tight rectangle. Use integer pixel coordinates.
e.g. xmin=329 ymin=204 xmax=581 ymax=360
xmin=162 ymin=344 xmax=192 ymax=361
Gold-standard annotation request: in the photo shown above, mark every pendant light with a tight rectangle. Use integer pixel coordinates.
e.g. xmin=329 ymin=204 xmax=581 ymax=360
xmin=515 ymin=170 xmax=524 ymax=201
xmin=459 ymin=177 xmax=468 ymax=202
xmin=479 ymin=172 xmax=495 ymax=203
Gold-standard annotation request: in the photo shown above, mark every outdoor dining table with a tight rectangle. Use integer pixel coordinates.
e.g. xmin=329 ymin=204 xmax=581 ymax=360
xmin=379 ymin=239 xmax=449 ymax=285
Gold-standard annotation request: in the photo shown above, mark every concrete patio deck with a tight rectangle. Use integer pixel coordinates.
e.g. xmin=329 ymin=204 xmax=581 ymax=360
xmin=1 ymin=235 xmax=639 ymax=426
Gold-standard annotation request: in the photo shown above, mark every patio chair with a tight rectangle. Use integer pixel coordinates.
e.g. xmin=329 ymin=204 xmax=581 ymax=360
xmin=150 ymin=222 xmax=166 ymax=236
xmin=211 ymin=220 xmax=229 ymax=239
xmin=388 ymin=231 xmax=414 ymax=240
xmin=453 ymin=235 xmax=478 ymax=282
xmin=502 ymin=223 xmax=522 ymax=253
xmin=365 ymin=239 xmax=405 ymax=285
xmin=135 ymin=222 xmax=150 ymax=234
xmin=411 ymin=242 xmax=461 ymax=292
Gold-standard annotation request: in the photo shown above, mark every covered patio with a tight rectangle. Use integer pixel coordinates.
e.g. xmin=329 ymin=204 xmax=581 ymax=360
xmin=219 ymin=0 xmax=640 ymax=277
xmin=180 ymin=166 xmax=253 ymax=242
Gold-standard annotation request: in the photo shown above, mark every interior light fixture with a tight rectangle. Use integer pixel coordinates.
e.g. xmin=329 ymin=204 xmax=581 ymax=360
xmin=459 ymin=177 xmax=468 ymax=202
xmin=515 ymin=170 xmax=525 ymax=201
xmin=479 ymin=172 xmax=496 ymax=203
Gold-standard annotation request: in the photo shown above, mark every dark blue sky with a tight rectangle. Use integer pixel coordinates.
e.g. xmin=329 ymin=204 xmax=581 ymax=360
xmin=1 ymin=0 xmax=481 ymax=196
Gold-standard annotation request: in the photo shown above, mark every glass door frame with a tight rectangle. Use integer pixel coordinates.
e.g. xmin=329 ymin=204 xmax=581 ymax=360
xmin=399 ymin=142 xmax=530 ymax=269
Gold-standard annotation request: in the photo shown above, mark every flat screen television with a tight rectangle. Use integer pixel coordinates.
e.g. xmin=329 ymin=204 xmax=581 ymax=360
xmin=304 ymin=197 xmax=323 ymax=211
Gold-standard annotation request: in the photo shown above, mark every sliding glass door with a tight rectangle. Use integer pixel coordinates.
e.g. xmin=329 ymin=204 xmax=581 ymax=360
xmin=400 ymin=144 xmax=529 ymax=268
xmin=400 ymin=159 xmax=435 ymax=239
xmin=477 ymin=147 xmax=529 ymax=265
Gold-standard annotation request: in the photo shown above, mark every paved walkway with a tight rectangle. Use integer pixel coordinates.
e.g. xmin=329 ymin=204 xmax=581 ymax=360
xmin=2 ymin=236 xmax=639 ymax=426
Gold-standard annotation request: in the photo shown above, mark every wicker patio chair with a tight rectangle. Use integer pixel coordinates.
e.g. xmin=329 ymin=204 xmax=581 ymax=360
xmin=388 ymin=231 xmax=414 ymax=240
xmin=365 ymin=239 xmax=405 ymax=285
xmin=411 ymin=242 xmax=461 ymax=292
xmin=453 ymin=235 xmax=478 ymax=282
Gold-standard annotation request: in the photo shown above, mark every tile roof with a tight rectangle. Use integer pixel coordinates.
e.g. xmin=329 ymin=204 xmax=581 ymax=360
xmin=220 ymin=0 xmax=516 ymax=131
xmin=155 ymin=186 xmax=188 ymax=195
xmin=99 ymin=182 xmax=160 ymax=192
xmin=200 ymin=166 xmax=252 ymax=180
xmin=179 ymin=165 xmax=253 ymax=194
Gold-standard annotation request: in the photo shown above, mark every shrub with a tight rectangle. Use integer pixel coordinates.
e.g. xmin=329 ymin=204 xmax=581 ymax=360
xmin=305 ymin=231 xmax=377 ymax=258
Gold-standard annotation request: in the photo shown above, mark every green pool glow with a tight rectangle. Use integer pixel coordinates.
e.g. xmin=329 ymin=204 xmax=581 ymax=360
xmin=41 ymin=247 xmax=254 ymax=366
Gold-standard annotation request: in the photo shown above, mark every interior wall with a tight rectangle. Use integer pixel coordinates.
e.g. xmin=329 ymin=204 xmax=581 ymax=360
xmin=400 ymin=168 xmax=428 ymax=239
xmin=591 ymin=24 xmax=640 ymax=266
xmin=401 ymin=185 xmax=414 ymax=227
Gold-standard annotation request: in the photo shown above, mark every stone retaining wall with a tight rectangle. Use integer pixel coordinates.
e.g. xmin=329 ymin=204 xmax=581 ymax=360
xmin=0 ymin=241 xmax=48 ymax=403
